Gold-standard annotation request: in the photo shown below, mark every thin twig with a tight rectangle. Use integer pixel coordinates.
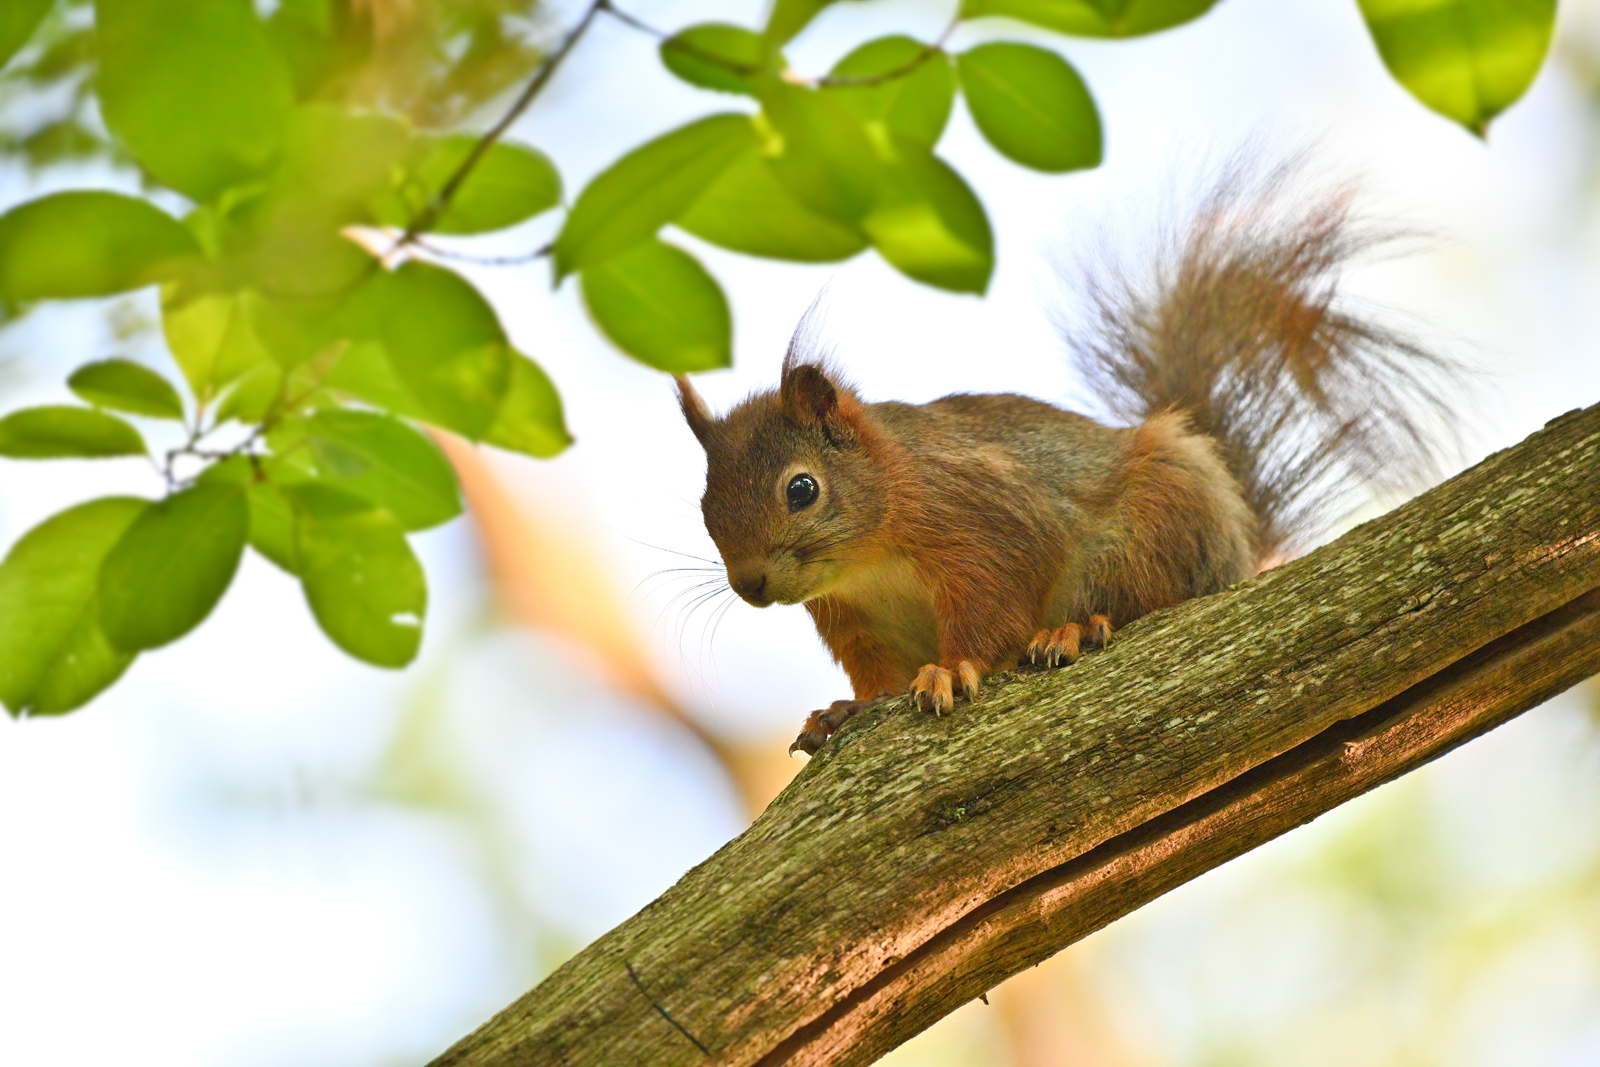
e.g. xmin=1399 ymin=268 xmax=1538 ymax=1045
xmin=606 ymin=3 xmax=766 ymax=77
xmin=601 ymin=5 xmax=760 ymax=80
xmin=395 ymin=0 xmax=609 ymax=250
xmin=601 ymin=2 xmax=668 ymax=39
xmin=413 ymin=237 xmax=553 ymax=266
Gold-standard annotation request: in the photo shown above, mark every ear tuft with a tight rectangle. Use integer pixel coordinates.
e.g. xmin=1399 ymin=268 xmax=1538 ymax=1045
xmin=675 ymin=375 xmax=715 ymax=448
xmin=780 ymin=363 xmax=839 ymax=425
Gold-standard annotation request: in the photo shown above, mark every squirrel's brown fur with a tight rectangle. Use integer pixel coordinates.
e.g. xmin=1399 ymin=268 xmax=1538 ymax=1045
xmin=676 ymin=166 xmax=1454 ymax=755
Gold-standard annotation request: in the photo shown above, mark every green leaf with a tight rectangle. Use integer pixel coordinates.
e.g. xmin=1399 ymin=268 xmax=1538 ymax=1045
xmin=829 ymin=36 xmax=955 ymax=149
xmin=759 ymin=82 xmax=884 ymax=225
xmin=766 ymin=0 xmax=840 ymax=45
xmin=281 ymin=104 xmax=413 ymax=210
xmin=660 ymin=23 xmax=767 ymax=95
xmin=374 ymin=135 xmax=562 ymax=235
xmin=197 ymin=455 xmax=298 ymax=573
xmin=324 ymin=339 xmax=428 ymax=419
xmin=288 ymin=483 xmax=426 ymax=668
xmin=581 ymin=239 xmax=731 ymax=373
xmin=957 ymin=0 xmax=1217 ymax=37
xmin=276 ymin=410 xmax=462 ymax=531
xmin=68 ymin=359 xmax=186 ymax=420
xmin=224 ymin=108 xmax=406 ymax=298
xmin=161 ymin=287 xmax=275 ymax=398
xmin=1 ymin=0 xmax=52 ymax=71
xmin=0 ymin=498 xmax=149 ymax=716
xmin=957 ymin=43 xmax=1102 ymax=173
xmin=0 ymin=192 xmax=199 ymax=301
xmin=96 ymin=0 xmax=296 ymax=199
xmin=0 ymin=406 xmax=146 ymax=459
xmin=484 ymin=354 xmax=573 ymax=459
xmin=240 ymin=287 xmax=353 ymax=370
xmin=1356 ymin=0 xmax=1556 ymax=135
xmin=225 ymin=184 xmax=378 ymax=300
xmin=863 ymin=149 xmax=994 ymax=294
xmin=678 ymin=145 xmax=868 ymax=262
xmin=347 ymin=262 xmax=510 ymax=437
xmin=264 ymin=0 xmax=338 ymax=95
xmin=246 ymin=480 xmax=299 ymax=573
xmin=98 ymin=482 xmax=249 ymax=651
xmin=553 ymin=113 xmax=754 ymax=277
xmin=213 ymin=361 xmax=284 ymax=424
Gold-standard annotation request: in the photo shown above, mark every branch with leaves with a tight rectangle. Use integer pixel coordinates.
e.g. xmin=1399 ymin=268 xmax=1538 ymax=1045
xmin=0 ymin=0 xmax=1561 ymax=716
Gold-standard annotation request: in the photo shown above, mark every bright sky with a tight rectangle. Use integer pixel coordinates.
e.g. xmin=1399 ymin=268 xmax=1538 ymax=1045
xmin=2 ymin=0 xmax=1598 ymax=1064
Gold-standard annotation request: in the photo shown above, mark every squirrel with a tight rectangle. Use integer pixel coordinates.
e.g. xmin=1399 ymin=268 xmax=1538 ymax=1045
xmin=674 ymin=164 xmax=1454 ymax=756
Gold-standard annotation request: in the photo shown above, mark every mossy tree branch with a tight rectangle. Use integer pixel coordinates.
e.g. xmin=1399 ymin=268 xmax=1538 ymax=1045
xmin=432 ymin=404 xmax=1600 ymax=1067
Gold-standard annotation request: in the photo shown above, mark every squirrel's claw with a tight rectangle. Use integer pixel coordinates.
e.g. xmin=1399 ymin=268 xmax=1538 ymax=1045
xmin=789 ymin=723 xmax=830 ymax=757
xmin=911 ymin=661 xmax=982 ymax=714
xmin=911 ymin=664 xmax=955 ymax=715
xmin=956 ymin=661 xmax=981 ymax=699
xmin=1028 ymin=624 xmax=1082 ymax=667
xmin=1026 ymin=617 xmax=1114 ymax=668
xmin=790 ymin=696 xmax=891 ymax=756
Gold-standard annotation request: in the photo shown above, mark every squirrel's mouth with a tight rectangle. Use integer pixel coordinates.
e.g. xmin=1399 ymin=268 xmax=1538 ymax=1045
xmin=726 ymin=555 xmax=821 ymax=607
xmin=731 ymin=585 xmax=809 ymax=608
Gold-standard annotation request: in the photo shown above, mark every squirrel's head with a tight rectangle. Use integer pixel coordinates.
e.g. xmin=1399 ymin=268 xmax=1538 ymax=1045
xmin=676 ymin=359 xmax=887 ymax=608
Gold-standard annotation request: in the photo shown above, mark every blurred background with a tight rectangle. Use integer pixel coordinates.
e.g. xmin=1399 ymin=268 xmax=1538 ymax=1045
xmin=3 ymin=0 xmax=1600 ymax=1064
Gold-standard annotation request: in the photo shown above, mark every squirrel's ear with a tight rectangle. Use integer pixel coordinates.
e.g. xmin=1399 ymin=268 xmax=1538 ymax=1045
xmin=780 ymin=363 xmax=839 ymax=425
xmin=675 ymin=375 xmax=715 ymax=448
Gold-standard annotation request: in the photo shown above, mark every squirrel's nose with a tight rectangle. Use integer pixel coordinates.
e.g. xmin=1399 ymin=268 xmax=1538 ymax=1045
xmin=729 ymin=567 xmax=769 ymax=606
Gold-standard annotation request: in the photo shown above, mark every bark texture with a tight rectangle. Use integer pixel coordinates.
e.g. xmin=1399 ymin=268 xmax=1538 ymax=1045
xmin=432 ymin=404 xmax=1600 ymax=1067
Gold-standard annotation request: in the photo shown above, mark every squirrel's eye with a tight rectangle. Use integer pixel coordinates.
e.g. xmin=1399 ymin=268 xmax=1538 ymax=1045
xmin=786 ymin=474 xmax=819 ymax=511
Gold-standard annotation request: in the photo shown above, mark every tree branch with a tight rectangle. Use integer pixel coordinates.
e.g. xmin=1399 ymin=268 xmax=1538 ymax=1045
xmin=430 ymin=404 xmax=1600 ymax=1067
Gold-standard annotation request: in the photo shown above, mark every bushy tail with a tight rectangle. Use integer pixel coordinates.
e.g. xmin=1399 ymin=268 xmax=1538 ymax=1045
xmin=1058 ymin=157 xmax=1461 ymax=561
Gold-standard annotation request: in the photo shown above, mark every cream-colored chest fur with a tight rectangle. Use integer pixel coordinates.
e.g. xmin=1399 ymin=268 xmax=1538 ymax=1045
xmin=824 ymin=552 xmax=939 ymax=664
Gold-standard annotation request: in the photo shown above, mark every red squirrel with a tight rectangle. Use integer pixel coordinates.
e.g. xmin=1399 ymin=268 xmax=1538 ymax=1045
xmin=674 ymin=168 xmax=1453 ymax=755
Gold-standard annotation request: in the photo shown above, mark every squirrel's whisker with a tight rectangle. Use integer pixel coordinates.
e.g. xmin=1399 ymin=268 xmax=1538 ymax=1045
xmin=701 ymin=591 xmax=740 ymax=673
xmin=675 ymin=586 xmax=731 ymax=668
xmin=628 ymin=566 xmax=726 ymax=608
xmin=644 ymin=578 xmax=728 ymax=642
xmin=620 ymin=534 xmax=721 ymax=567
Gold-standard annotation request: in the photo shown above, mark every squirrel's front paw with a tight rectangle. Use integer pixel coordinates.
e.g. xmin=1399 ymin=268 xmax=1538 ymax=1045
xmin=790 ymin=696 xmax=891 ymax=756
xmin=910 ymin=661 xmax=980 ymax=715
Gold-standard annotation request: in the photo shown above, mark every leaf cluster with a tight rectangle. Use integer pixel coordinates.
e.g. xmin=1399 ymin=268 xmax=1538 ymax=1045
xmin=563 ymin=17 xmax=1119 ymax=367
xmin=0 ymin=0 xmax=1558 ymax=716
xmin=0 ymin=0 xmax=568 ymax=714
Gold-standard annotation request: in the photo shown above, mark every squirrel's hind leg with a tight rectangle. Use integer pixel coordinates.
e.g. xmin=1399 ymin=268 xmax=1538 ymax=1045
xmin=1025 ymin=614 xmax=1113 ymax=667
